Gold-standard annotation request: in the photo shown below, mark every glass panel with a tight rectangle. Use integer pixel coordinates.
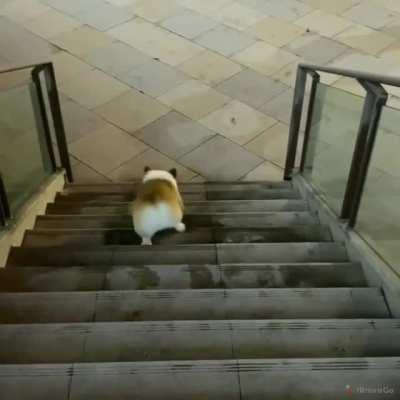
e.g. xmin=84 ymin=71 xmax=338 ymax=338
xmin=303 ymin=82 xmax=365 ymax=215
xmin=0 ymin=73 xmax=53 ymax=214
xmin=356 ymin=105 xmax=400 ymax=272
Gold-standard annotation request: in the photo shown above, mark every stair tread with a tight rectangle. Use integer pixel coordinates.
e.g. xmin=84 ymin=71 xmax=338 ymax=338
xmin=0 ymin=358 xmax=398 ymax=400
xmin=35 ymin=212 xmax=318 ymax=229
xmin=23 ymin=225 xmax=332 ymax=246
xmin=0 ymin=288 xmax=388 ymax=323
xmin=6 ymin=242 xmax=349 ymax=266
xmin=0 ymin=263 xmax=365 ymax=291
xmin=0 ymin=319 xmax=398 ymax=363
xmin=47 ymin=200 xmax=309 ymax=214
xmin=63 ymin=181 xmax=292 ymax=194
xmin=55 ymin=187 xmax=300 ymax=202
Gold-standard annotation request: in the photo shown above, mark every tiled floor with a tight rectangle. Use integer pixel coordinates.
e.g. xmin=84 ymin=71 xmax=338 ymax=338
xmin=1 ymin=0 xmax=400 ymax=182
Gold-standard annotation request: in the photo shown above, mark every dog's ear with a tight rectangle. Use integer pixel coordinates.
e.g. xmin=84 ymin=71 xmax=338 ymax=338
xmin=144 ymin=166 xmax=151 ymax=173
xmin=169 ymin=168 xmax=177 ymax=178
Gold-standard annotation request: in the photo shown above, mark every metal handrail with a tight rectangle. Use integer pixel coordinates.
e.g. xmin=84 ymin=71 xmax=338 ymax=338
xmin=299 ymin=63 xmax=400 ymax=88
xmin=0 ymin=62 xmax=73 ymax=226
xmin=284 ymin=63 xmax=397 ymax=227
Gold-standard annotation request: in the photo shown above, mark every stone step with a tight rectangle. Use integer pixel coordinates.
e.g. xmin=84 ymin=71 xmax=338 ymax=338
xmin=47 ymin=199 xmax=308 ymax=215
xmin=6 ymin=243 xmax=348 ymax=267
xmin=23 ymin=226 xmax=332 ymax=246
xmin=63 ymin=181 xmax=292 ymax=195
xmin=55 ymin=187 xmax=300 ymax=202
xmin=0 ymin=319 xmax=398 ymax=363
xmin=0 ymin=358 xmax=399 ymax=399
xmin=34 ymin=212 xmax=318 ymax=229
xmin=0 ymin=288 xmax=388 ymax=323
xmin=0 ymin=263 xmax=365 ymax=292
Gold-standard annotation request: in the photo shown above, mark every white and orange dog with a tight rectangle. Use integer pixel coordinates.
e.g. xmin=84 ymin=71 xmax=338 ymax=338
xmin=132 ymin=167 xmax=185 ymax=245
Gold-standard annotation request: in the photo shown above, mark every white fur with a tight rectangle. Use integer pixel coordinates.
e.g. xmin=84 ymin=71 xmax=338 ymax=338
xmin=134 ymin=202 xmax=184 ymax=245
xmin=143 ymin=170 xmax=177 ymax=188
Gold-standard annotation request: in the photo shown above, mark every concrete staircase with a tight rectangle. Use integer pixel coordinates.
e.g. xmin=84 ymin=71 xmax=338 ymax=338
xmin=0 ymin=181 xmax=399 ymax=399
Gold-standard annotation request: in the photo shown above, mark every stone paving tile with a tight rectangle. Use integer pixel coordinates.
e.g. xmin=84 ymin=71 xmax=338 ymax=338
xmin=382 ymin=19 xmax=400 ymax=40
xmin=69 ymin=123 xmax=149 ymax=175
xmin=106 ymin=0 xmax=138 ymax=5
xmin=233 ymin=41 xmax=297 ymax=76
xmin=76 ymin=3 xmax=135 ymax=31
xmin=108 ymin=18 xmax=204 ymax=66
xmin=2 ymin=0 xmax=400 ymax=184
xmin=43 ymin=0 xmax=105 ymax=17
xmin=161 ymin=9 xmax=219 ymax=39
xmin=120 ymin=59 xmax=189 ymax=97
xmin=200 ymin=100 xmax=277 ymax=145
xmin=272 ymin=58 xmax=305 ymax=87
xmin=179 ymin=50 xmax=243 ymax=85
xmin=239 ymin=0 xmax=313 ymax=21
xmin=379 ymin=41 xmax=400 ymax=61
xmin=51 ymin=51 xmax=94 ymax=83
xmin=109 ymin=148 xmax=196 ymax=182
xmin=0 ymin=0 xmax=49 ymax=22
xmin=95 ymin=89 xmax=170 ymax=133
xmin=24 ymin=9 xmax=81 ymax=39
xmin=241 ymin=160 xmax=283 ymax=181
xmin=247 ymin=16 xmax=305 ymax=47
xmin=245 ymin=122 xmax=290 ymax=167
xmin=195 ymin=25 xmax=256 ymax=56
xmin=51 ymin=25 xmax=114 ymax=57
xmin=216 ymin=69 xmax=288 ymax=108
xmin=212 ymin=2 xmax=265 ymax=31
xmin=375 ymin=0 xmax=400 ymax=14
xmin=0 ymin=54 xmax=10 ymax=69
xmin=302 ymin=0 xmax=360 ymax=14
xmin=334 ymin=24 xmax=397 ymax=55
xmin=259 ymin=88 xmax=309 ymax=128
xmin=59 ymin=68 xmax=130 ymax=109
xmin=85 ymin=41 xmax=151 ymax=77
xmin=136 ymin=111 xmax=216 ymax=158
xmin=177 ymin=0 xmax=233 ymax=16
xmin=284 ymin=32 xmax=349 ymax=64
xmin=295 ymin=9 xmax=353 ymax=37
xmin=0 ymin=17 xmax=57 ymax=65
xmin=332 ymin=76 xmax=366 ymax=97
xmin=60 ymin=95 xmax=107 ymax=144
xmin=132 ymin=0 xmax=184 ymax=23
xmin=158 ymin=79 xmax=231 ymax=120
xmin=180 ymin=135 xmax=263 ymax=180
xmin=342 ymin=2 xmax=399 ymax=30
xmin=72 ymin=161 xmax=112 ymax=183
xmin=190 ymin=174 xmax=206 ymax=182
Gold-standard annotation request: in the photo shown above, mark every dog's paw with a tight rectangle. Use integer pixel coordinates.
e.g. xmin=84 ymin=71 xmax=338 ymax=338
xmin=176 ymin=222 xmax=186 ymax=232
xmin=141 ymin=237 xmax=152 ymax=245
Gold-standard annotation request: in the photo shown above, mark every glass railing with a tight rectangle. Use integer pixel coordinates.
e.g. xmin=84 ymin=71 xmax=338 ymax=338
xmin=285 ymin=63 xmax=400 ymax=272
xmin=356 ymin=105 xmax=400 ymax=272
xmin=302 ymin=83 xmax=365 ymax=215
xmin=0 ymin=63 xmax=72 ymax=226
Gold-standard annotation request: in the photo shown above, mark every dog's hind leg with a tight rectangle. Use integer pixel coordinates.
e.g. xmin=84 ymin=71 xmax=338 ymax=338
xmin=175 ymin=222 xmax=186 ymax=232
xmin=141 ymin=237 xmax=152 ymax=245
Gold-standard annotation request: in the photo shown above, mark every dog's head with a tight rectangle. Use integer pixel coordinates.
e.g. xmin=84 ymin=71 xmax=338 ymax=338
xmin=142 ymin=166 xmax=178 ymax=186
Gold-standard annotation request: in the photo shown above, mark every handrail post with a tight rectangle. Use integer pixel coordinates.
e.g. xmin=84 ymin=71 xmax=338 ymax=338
xmin=340 ymin=81 xmax=387 ymax=221
xmin=43 ymin=63 xmax=73 ymax=182
xmin=300 ymin=71 xmax=320 ymax=172
xmin=0 ymin=174 xmax=10 ymax=226
xmin=31 ymin=66 xmax=57 ymax=172
xmin=348 ymin=83 xmax=388 ymax=227
xmin=284 ymin=66 xmax=307 ymax=180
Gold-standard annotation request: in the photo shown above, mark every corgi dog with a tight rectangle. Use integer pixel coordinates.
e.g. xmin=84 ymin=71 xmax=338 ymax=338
xmin=132 ymin=166 xmax=185 ymax=245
